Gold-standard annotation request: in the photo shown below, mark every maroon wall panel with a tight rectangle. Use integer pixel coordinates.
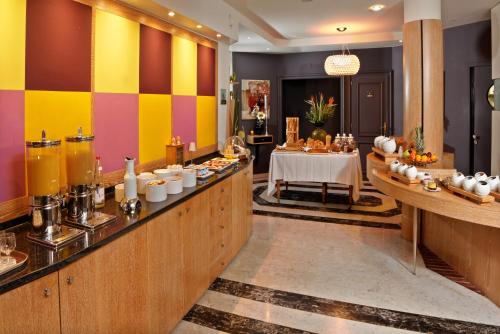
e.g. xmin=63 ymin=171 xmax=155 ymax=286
xmin=139 ymin=25 xmax=172 ymax=94
xmin=197 ymin=44 xmax=215 ymax=96
xmin=25 ymin=0 xmax=92 ymax=92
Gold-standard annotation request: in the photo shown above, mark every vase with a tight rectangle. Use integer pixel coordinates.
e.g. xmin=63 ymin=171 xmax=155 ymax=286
xmin=310 ymin=127 xmax=327 ymax=142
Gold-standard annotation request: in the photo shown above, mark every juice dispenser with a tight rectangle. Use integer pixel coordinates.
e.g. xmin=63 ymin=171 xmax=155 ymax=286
xmin=26 ymin=131 xmax=84 ymax=248
xmin=64 ymin=127 xmax=115 ymax=230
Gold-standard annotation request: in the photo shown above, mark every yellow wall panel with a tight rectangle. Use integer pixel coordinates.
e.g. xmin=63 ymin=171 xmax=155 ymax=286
xmin=0 ymin=0 xmax=26 ymax=90
xmin=25 ymin=91 xmax=92 ymax=186
xmin=94 ymin=10 xmax=139 ymax=93
xmin=139 ymin=94 xmax=172 ymax=163
xmin=172 ymin=36 xmax=197 ymax=96
xmin=196 ymin=96 xmax=216 ymax=148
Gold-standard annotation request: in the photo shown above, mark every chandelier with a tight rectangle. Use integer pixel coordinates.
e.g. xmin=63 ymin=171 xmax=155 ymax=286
xmin=324 ymin=45 xmax=360 ymax=76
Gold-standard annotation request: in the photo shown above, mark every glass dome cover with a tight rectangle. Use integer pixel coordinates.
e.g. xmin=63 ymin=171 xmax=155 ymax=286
xmin=221 ymin=136 xmax=250 ymax=159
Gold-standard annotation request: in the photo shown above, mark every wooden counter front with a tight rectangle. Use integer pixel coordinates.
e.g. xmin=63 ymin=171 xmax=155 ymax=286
xmin=370 ymin=169 xmax=500 ymax=229
xmin=0 ymin=164 xmax=254 ymax=334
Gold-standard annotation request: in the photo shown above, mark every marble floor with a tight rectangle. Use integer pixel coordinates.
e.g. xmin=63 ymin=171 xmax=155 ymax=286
xmin=173 ymin=193 xmax=500 ymax=333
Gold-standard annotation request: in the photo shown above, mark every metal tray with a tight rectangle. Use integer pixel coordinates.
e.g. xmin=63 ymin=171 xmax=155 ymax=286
xmin=0 ymin=250 xmax=28 ymax=276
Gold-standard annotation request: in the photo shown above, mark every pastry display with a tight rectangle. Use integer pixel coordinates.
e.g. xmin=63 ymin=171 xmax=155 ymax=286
xmin=202 ymin=158 xmax=236 ymax=172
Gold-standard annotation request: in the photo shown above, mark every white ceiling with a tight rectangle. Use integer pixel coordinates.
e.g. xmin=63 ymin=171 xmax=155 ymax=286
xmin=225 ymin=0 xmax=500 ymax=53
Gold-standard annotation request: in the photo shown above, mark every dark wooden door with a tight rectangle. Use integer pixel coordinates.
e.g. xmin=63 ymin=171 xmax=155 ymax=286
xmin=471 ymin=65 xmax=492 ymax=174
xmin=350 ymin=72 xmax=392 ymax=175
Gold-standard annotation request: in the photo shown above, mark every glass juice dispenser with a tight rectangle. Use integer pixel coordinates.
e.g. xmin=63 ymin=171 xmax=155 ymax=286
xmin=26 ymin=131 xmax=84 ymax=248
xmin=64 ymin=128 xmax=115 ymax=230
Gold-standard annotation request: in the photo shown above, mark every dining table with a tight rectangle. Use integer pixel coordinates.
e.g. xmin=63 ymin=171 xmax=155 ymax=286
xmin=267 ymin=149 xmax=363 ymax=205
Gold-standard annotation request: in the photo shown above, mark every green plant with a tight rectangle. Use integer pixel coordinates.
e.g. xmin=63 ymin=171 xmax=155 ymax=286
xmin=305 ymin=93 xmax=336 ymax=126
xmin=415 ymin=126 xmax=425 ymax=154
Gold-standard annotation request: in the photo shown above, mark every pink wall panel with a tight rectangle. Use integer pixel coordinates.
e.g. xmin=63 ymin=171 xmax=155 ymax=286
xmin=0 ymin=91 xmax=25 ymax=201
xmin=172 ymin=95 xmax=196 ymax=148
xmin=93 ymin=93 xmax=138 ymax=172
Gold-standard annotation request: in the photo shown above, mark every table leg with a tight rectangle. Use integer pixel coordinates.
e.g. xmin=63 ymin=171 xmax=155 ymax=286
xmin=348 ymin=185 xmax=353 ymax=209
xmin=285 ymin=181 xmax=289 ymax=191
xmin=322 ymin=183 xmax=327 ymax=204
xmin=412 ymin=207 xmax=419 ymax=275
xmin=276 ymin=180 xmax=281 ymax=204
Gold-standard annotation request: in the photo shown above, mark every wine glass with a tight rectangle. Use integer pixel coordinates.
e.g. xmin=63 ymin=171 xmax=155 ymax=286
xmin=0 ymin=233 xmax=16 ymax=265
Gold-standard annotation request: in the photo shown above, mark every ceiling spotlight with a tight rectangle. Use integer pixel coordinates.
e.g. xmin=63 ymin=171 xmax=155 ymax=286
xmin=168 ymin=11 xmax=175 ymax=17
xmin=369 ymin=4 xmax=385 ymax=12
xmin=216 ymin=33 xmax=222 ymax=38
xmin=196 ymin=24 xmax=202 ymax=29
xmin=266 ymin=47 xmax=270 ymax=50
xmin=336 ymin=27 xmax=347 ymax=32
xmin=398 ymin=39 xmax=402 ymax=43
xmin=247 ymin=36 xmax=252 ymax=39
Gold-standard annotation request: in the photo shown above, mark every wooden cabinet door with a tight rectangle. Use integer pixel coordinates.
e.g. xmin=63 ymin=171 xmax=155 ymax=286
xmin=208 ymin=178 xmax=233 ymax=281
xmin=59 ymin=225 xmax=149 ymax=334
xmin=244 ymin=164 xmax=254 ymax=239
xmin=0 ymin=272 xmax=60 ymax=334
xmin=147 ymin=204 xmax=185 ymax=334
xmin=231 ymin=167 xmax=250 ymax=257
xmin=181 ymin=192 xmax=210 ymax=313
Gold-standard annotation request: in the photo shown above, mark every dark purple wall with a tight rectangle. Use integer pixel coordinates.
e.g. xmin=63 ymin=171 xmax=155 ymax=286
xmin=233 ymin=47 xmax=394 ymax=173
xmin=392 ymin=46 xmax=403 ymax=136
xmin=443 ymin=20 xmax=491 ymax=173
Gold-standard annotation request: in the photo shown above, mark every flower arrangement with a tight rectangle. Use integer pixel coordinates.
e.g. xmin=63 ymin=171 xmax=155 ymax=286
xmin=256 ymin=110 xmax=266 ymax=127
xmin=305 ymin=93 xmax=336 ymax=127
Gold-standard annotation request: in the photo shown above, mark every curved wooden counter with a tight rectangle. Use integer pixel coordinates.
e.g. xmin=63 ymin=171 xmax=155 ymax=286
xmin=370 ymin=169 xmax=500 ymax=229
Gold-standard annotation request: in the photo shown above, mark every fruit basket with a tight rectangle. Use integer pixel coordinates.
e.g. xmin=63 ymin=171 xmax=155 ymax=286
xmin=403 ymin=151 xmax=438 ymax=167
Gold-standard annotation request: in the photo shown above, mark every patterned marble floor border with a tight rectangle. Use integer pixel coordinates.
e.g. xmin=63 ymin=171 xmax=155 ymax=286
xmin=208 ymin=278 xmax=500 ymax=334
xmin=253 ymin=209 xmax=401 ymax=230
xmin=253 ymin=185 xmax=402 ymax=218
xmin=184 ymin=304 xmax=315 ymax=334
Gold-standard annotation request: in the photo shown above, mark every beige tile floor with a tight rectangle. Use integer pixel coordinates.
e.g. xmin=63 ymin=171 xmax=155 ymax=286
xmin=174 ymin=215 xmax=500 ymax=333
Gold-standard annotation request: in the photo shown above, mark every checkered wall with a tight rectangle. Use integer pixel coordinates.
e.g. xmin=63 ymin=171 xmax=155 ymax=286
xmin=0 ymin=0 xmax=217 ymax=202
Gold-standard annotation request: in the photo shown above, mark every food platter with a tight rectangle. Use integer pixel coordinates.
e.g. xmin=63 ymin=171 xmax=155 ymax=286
xmin=0 ymin=250 xmax=28 ymax=276
xmin=202 ymin=158 xmax=237 ymax=173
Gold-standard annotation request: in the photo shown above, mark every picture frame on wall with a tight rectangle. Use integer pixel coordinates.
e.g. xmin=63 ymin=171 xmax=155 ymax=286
xmin=241 ymin=79 xmax=270 ymax=120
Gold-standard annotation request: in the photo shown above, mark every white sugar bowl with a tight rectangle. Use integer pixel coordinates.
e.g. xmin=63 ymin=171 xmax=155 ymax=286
xmin=474 ymin=180 xmax=491 ymax=196
xmin=487 ymin=175 xmax=499 ymax=192
xmin=451 ymin=172 xmax=465 ymax=188
xmin=474 ymin=171 xmax=488 ymax=182
xmin=397 ymin=163 xmax=409 ymax=175
xmin=405 ymin=165 xmax=418 ymax=180
xmin=145 ymin=180 xmax=167 ymax=202
xmin=383 ymin=138 xmax=397 ymax=154
xmin=390 ymin=160 xmax=400 ymax=173
xmin=462 ymin=176 xmax=477 ymax=192
xmin=137 ymin=172 xmax=157 ymax=194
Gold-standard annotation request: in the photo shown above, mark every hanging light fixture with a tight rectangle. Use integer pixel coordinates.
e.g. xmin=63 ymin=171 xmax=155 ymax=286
xmin=324 ymin=45 xmax=360 ymax=76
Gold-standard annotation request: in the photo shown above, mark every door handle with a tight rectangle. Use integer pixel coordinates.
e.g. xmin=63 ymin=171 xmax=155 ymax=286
xmin=472 ymin=134 xmax=480 ymax=145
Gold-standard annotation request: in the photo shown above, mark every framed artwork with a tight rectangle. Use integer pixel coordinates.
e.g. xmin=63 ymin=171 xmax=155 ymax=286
xmin=241 ymin=79 xmax=270 ymax=120
xmin=220 ymin=88 xmax=227 ymax=105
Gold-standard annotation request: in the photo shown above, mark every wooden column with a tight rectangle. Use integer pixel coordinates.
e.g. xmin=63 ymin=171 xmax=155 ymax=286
xmin=403 ymin=19 xmax=444 ymax=160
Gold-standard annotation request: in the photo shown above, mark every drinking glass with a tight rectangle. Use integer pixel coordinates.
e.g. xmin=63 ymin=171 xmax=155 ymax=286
xmin=0 ymin=232 xmax=16 ymax=265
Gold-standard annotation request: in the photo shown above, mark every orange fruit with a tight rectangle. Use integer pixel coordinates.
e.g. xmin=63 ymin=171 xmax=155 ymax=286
xmin=421 ymin=155 xmax=428 ymax=163
xmin=415 ymin=155 xmax=422 ymax=162
xmin=431 ymin=154 xmax=438 ymax=162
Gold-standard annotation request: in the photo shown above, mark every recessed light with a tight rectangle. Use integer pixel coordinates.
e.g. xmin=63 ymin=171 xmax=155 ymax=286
xmin=398 ymin=39 xmax=402 ymax=43
xmin=266 ymin=47 xmax=270 ymax=50
xmin=196 ymin=24 xmax=203 ymax=29
xmin=369 ymin=4 xmax=385 ymax=12
xmin=247 ymin=36 xmax=252 ymax=39
xmin=168 ymin=11 xmax=175 ymax=17
xmin=336 ymin=27 xmax=347 ymax=32
xmin=216 ymin=33 xmax=222 ymax=38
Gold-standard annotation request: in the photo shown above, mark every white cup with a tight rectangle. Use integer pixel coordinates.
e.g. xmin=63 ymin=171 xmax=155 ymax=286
xmin=165 ymin=176 xmax=183 ymax=194
xmin=182 ymin=169 xmax=197 ymax=188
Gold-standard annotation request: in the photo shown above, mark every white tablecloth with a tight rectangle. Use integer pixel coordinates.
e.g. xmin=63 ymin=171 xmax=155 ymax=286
xmin=267 ymin=150 xmax=363 ymax=201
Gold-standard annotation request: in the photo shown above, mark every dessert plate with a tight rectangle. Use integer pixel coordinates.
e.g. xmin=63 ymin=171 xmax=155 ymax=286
xmin=424 ymin=186 xmax=441 ymax=192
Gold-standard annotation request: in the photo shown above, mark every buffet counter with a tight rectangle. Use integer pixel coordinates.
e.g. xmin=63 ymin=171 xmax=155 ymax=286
xmin=0 ymin=161 xmax=253 ymax=333
xmin=367 ymin=153 xmax=500 ymax=306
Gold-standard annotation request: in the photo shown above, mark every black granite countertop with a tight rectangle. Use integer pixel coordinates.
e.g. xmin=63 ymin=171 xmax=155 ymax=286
xmin=0 ymin=160 xmax=251 ymax=295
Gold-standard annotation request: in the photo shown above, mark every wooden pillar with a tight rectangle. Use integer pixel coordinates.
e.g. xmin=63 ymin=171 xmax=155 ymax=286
xmin=402 ymin=0 xmax=444 ymax=240
xmin=403 ymin=9 xmax=444 ymax=160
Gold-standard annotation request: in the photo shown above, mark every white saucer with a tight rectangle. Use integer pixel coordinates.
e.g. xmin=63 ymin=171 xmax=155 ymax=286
xmin=424 ymin=186 xmax=441 ymax=192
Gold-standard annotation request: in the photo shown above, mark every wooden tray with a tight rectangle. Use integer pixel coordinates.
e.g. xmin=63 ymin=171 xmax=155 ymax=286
xmin=387 ymin=171 xmax=421 ymax=185
xmin=0 ymin=250 xmax=28 ymax=276
xmin=372 ymin=147 xmax=398 ymax=163
xmin=442 ymin=183 xmax=495 ymax=204
xmin=490 ymin=191 xmax=500 ymax=201
xmin=307 ymin=148 xmax=330 ymax=154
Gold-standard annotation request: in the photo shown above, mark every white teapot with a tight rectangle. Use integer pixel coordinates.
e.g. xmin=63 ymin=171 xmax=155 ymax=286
xmin=487 ymin=175 xmax=499 ymax=192
xmin=390 ymin=160 xmax=400 ymax=173
xmin=405 ymin=165 xmax=418 ymax=180
xmin=374 ymin=136 xmax=385 ymax=148
xmin=451 ymin=172 xmax=465 ymax=188
xmin=383 ymin=137 xmax=397 ymax=154
xmin=462 ymin=176 xmax=477 ymax=192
